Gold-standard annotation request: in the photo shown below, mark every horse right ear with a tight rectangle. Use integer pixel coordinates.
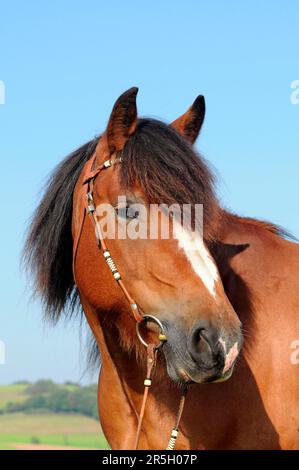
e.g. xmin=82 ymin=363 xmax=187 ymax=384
xmin=170 ymin=95 xmax=206 ymax=144
xmin=103 ymin=87 xmax=138 ymax=155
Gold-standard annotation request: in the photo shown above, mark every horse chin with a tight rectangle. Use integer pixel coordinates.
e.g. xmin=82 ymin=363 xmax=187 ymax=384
xmin=166 ymin=363 xmax=236 ymax=385
xmin=209 ymin=366 xmax=235 ymax=383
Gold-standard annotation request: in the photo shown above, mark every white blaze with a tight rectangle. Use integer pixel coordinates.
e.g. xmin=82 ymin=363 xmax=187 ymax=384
xmin=173 ymin=223 xmax=219 ymax=297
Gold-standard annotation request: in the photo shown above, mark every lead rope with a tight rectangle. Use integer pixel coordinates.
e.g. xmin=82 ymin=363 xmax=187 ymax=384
xmin=133 ymin=344 xmax=157 ymax=450
xmin=134 ymin=347 xmax=187 ymax=450
xmin=80 ymin=155 xmax=187 ymax=451
xmin=166 ymin=386 xmax=188 ymax=450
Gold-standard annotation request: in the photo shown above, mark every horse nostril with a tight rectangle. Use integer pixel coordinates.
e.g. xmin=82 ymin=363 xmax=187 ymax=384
xmin=192 ymin=328 xmax=212 ymax=355
xmin=189 ymin=321 xmax=223 ymax=367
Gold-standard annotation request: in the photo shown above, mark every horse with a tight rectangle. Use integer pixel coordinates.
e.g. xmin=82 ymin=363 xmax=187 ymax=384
xmin=24 ymin=87 xmax=299 ymax=450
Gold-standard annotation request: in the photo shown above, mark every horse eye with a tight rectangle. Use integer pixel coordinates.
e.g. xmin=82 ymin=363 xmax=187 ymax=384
xmin=116 ymin=205 xmax=139 ymax=220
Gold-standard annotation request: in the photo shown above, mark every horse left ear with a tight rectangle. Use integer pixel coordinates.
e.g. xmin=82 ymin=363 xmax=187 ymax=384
xmin=170 ymin=95 xmax=205 ymax=144
xmin=105 ymin=87 xmax=138 ymax=154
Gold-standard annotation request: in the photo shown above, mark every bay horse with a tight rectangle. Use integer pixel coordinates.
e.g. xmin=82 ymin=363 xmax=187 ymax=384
xmin=25 ymin=88 xmax=299 ymax=449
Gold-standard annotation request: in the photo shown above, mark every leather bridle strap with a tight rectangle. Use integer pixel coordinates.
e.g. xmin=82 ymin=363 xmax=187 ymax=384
xmin=166 ymin=386 xmax=188 ymax=450
xmin=133 ymin=344 xmax=157 ymax=450
xmin=73 ymin=152 xmax=143 ymax=323
xmin=72 ymin=155 xmax=96 ymax=286
xmin=72 ymin=152 xmax=187 ymax=450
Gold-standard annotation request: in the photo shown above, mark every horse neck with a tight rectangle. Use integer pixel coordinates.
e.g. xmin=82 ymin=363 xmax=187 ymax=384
xmin=210 ymin=209 xmax=292 ymax=334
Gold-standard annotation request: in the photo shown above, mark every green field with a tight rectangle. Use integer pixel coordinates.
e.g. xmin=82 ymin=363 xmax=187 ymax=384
xmin=0 ymin=413 xmax=109 ymax=449
xmin=0 ymin=383 xmax=109 ymax=450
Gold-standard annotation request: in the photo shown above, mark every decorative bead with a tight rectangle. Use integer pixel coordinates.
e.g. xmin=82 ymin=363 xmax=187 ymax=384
xmin=103 ymin=250 xmax=111 ymax=259
xmin=106 ymin=257 xmax=117 ymax=272
xmin=144 ymin=379 xmax=152 ymax=387
xmin=104 ymin=160 xmax=111 ymax=168
xmin=166 ymin=429 xmax=178 ymax=450
xmin=113 ymin=272 xmax=121 ymax=281
xmin=86 ymin=193 xmax=95 ymax=213
xmin=166 ymin=436 xmax=177 ymax=450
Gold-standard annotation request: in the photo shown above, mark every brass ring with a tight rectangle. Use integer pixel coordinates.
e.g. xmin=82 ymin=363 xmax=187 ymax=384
xmin=136 ymin=314 xmax=167 ymax=349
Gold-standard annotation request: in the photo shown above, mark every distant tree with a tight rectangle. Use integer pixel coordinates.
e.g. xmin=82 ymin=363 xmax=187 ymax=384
xmin=25 ymin=380 xmax=58 ymax=395
xmin=26 ymin=395 xmax=48 ymax=409
xmin=71 ymin=386 xmax=98 ymax=418
xmin=64 ymin=381 xmax=80 ymax=387
xmin=46 ymin=389 xmax=71 ymax=413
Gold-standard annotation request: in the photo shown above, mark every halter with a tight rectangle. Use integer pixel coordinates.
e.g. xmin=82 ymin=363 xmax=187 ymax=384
xmin=73 ymin=152 xmax=187 ymax=450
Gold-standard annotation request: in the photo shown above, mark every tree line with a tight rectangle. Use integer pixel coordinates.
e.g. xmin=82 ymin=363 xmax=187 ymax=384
xmin=2 ymin=380 xmax=98 ymax=419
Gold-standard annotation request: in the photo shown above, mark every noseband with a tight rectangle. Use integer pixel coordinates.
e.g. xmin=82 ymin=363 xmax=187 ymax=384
xmin=73 ymin=152 xmax=187 ymax=450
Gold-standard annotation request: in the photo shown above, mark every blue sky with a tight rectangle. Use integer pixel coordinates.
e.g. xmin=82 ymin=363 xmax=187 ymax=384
xmin=0 ymin=0 xmax=298 ymax=384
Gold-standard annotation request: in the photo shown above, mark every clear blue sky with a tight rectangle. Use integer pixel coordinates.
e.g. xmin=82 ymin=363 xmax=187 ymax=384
xmin=0 ymin=1 xmax=298 ymax=384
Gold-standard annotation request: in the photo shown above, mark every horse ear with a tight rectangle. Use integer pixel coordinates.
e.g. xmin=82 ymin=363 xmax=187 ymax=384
xmin=106 ymin=87 xmax=138 ymax=154
xmin=170 ymin=95 xmax=205 ymax=144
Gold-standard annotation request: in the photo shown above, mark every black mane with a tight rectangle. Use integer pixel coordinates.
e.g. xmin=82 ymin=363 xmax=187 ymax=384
xmin=23 ymin=137 xmax=99 ymax=322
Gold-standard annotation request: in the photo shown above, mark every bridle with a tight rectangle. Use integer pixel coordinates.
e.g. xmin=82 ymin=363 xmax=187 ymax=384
xmin=73 ymin=152 xmax=187 ymax=450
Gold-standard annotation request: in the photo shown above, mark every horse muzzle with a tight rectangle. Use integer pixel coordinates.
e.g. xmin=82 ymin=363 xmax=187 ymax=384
xmin=161 ymin=320 xmax=243 ymax=384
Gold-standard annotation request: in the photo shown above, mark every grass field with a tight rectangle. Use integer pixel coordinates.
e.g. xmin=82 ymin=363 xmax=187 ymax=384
xmin=0 ymin=384 xmax=109 ymax=450
xmin=0 ymin=413 xmax=109 ymax=450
